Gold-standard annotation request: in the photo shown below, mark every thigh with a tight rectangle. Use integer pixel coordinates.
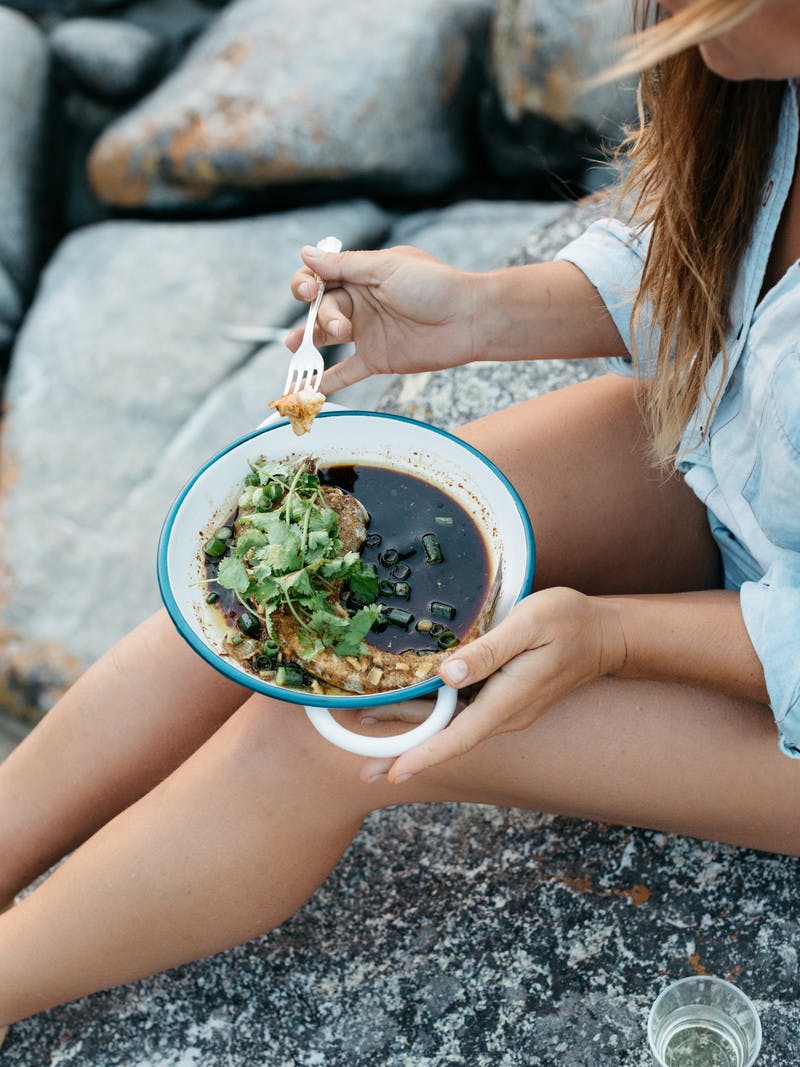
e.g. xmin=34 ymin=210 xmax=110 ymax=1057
xmin=457 ymin=373 xmax=721 ymax=594
xmin=388 ymin=679 xmax=800 ymax=856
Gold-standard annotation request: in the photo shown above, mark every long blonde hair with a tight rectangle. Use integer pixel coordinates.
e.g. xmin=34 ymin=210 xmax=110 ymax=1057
xmin=608 ymin=0 xmax=784 ymax=461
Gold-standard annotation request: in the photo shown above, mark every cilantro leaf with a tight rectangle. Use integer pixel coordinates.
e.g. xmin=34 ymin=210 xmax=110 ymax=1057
xmin=333 ymin=605 xmax=383 ymax=657
xmin=347 ymin=562 xmax=379 ymax=602
xmin=234 ymin=529 xmax=267 ymax=557
xmin=215 ymin=556 xmax=250 ymax=594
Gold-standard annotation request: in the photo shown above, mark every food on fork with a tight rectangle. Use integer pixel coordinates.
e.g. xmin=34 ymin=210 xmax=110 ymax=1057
xmin=269 ymin=388 xmax=326 ymax=435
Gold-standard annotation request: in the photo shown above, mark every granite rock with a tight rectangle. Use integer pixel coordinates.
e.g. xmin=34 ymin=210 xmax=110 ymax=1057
xmin=0 ymin=200 xmax=389 ymax=680
xmin=87 ymin=0 xmax=494 ymax=210
xmin=50 ymin=17 xmax=168 ymax=102
xmin=6 ymin=808 xmax=800 ymax=1064
xmin=0 ymin=8 xmax=50 ymax=364
xmin=389 ymin=198 xmax=568 ymax=272
xmin=480 ymin=0 xmax=637 ymax=184
xmin=1 ymin=0 xmax=127 ymax=13
xmin=377 ymin=196 xmax=612 ymax=425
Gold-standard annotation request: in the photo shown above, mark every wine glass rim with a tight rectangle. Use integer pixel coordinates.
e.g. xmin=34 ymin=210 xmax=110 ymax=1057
xmin=647 ymin=975 xmax=762 ymax=1067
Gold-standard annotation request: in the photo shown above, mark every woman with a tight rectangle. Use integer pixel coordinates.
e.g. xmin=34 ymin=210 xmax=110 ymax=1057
xmin=1 ymin=0 xmax=798 ymax=1040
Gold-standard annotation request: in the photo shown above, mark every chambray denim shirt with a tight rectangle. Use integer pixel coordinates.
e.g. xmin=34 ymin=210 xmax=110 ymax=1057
xmin=555 ymin=80 xmax=800 ymax=758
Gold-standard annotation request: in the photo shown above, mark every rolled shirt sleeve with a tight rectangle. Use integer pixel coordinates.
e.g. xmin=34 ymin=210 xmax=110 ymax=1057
xmin=739 ymin=560 xmax=800 ymax=758
xmin=555 ymin=217 xmax=659 ymax=376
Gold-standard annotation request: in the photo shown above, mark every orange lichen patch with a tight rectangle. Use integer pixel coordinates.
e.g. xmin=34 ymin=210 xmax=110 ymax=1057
xmin=727 ymin=964 xmax=742 ymax=982
xmin=617 ymin=884 xmax=651 ymax=908
xmin=87 ymin=138 xmax=154 ymax=207
xmin=217 ymin=38 xmax=251 ymax=66
xmin=563 ymin=875 xmax=593 ymax=893
xmin=440 ymin=35 xmax=468 ymax=105
xmin=0 ymin=632 xmax=82 ymax=724
xmin=688 ymin=954 xmax=708 ymax=976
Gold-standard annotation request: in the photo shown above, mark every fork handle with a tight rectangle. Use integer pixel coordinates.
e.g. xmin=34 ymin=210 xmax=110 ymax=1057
xmin=301 ymin=278 xmax=326 ymax=348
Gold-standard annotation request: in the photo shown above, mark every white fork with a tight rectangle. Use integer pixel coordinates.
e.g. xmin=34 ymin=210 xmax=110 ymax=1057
xmin=283 ymin=235 xmax=342 ymax=395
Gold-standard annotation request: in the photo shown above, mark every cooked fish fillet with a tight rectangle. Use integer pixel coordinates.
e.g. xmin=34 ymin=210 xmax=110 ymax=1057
xmin=320 ymin=484 xmax=368 ymax=552
xmin=273 ymin=610 xmax=445 ymax=693
xmin=269 ymin=389 xmax=326 ymax=435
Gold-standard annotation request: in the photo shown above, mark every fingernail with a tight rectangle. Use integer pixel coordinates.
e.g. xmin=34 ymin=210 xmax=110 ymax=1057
xmin=329 ymin=318 xmax=344 ymax=338
xmin=302 ymin=245 xmax=324 ymax=259
xmin=442 ymin=658 xmax=468 ymax=684
xmin=360 ymin=715 xmax=377 ymax=725
xmin=299 ymin=281 xmax=316 ymax=299
xmin=393 ymin=773 xmax=413 ymax=785
xmin=366 ymin=772 xmax=386 ymax=784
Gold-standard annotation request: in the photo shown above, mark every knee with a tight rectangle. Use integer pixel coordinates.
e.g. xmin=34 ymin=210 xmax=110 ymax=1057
xmin=222 ymin=695 xmax=369 ymax=796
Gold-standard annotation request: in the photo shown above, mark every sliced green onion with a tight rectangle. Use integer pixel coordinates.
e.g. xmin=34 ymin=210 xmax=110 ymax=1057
xmin=394 ymin=582 xmax=411 ymax=600
xmin=245 ymin=473 xmax=259 ymax=486
xmin=391 ymin=563 xmax=411 ymax=580
xmin=421 ymin=534 xmax=443 ymax=564
xmin=386 ymin=608 xmax=414 ymax=630
xmin=379 ymin=548 xmax=399 ymax=567
xmin=254 ymin=654 xmax=275 ymax=672
xmin=237 ymin=611 xmax=261 ymax=638
xmin=215 ymin=526 xmax=233 ymax=540
xmin=415 ymin=647 xmax=439 ymax=656
xmin=205 ymin=592 xmax=220 ymax=605
xmin=379 ymin=579 xmax=396 ymax=597
xmin=430 ymin=622 xmax=446 ymax=637
xmin=266 ymin=482 xmax=284 ymax=502
xmin=365 ymin=533 xmax=382 ymax=548
xmin=203 ymin=537 xmax=227 ymax=558
xmin=415 ymin=619 xmax=434 ymax=633
xmin=430 ymin=600 xmax=456 ymax=620
xmin=229 ymin=633 xmax=244 ymax=646
xmin=437 ymin=631 xmax=459 ymax=649
xmin=371 ymin=613 xmax=388 ymax=633
xmin=435 ymin=516 xmax=454 ymax=526
xmin=276 ymin=664 xmax=306 ymax=688
xmin=262 ymin=639 xmax=280 ymax=656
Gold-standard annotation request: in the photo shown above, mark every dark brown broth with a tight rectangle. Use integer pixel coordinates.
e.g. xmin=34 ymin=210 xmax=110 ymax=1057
xmin=319 ymin=464 xmax=491 ymax=653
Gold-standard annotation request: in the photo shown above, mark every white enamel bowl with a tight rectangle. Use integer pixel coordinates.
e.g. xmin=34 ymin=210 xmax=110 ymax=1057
xmin=157 ymin=409 xmax=535 ymax=757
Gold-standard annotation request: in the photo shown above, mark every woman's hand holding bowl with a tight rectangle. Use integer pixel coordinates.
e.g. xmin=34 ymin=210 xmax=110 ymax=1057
xmin=358 ymin=588 xmax=627 ymax=786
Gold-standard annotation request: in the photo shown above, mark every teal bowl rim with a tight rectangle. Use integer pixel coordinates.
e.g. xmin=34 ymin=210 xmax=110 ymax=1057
xmin=157 ymin=410 xmax=535 ymax=709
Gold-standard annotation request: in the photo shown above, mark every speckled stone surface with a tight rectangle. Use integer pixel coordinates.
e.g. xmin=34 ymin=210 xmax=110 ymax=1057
xmin=5 ymin=808 xmax=800 ymax=1065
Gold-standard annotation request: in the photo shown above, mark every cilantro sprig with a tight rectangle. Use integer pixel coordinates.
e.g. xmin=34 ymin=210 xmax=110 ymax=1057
xmin=214 ymin=458 xmax=380 ymax=660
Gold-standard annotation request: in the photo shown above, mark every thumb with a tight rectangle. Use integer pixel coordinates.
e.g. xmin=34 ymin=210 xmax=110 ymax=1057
xmin=300 ymin=246 xmax=385 ymax=287
xmin=440 ymin=610 xmax=537 ymax=689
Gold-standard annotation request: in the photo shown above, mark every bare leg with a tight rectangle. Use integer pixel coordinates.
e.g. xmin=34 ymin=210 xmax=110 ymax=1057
xmin=457 ymin=373 xmax=721 ymax=594
xmin=0 ymin=611 xmax=248 ymax=903
xmin=1 ymin=671 xmax=797 ymax=1026
xmin=3 ymin=373 xmax=776 ymax=1026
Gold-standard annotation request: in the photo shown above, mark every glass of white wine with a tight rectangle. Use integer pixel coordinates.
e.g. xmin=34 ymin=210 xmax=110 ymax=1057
xmin=648 ymin=975 xmax=762 ymax=1067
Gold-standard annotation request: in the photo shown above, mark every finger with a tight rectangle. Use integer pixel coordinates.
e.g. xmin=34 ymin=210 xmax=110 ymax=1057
xmin=290 ymin=267 xmax=319 ymax=301
xmin=316 ymin=291 xmax=354 ymax=344
xmin=358 ymin=703 xmax=429 ymax=726
xmin=439 ymin=603 xmax=539 ymax=689
xmin=359 ymin=756 xmax=395 ymax=784
xmin=386 ymin=688 xmax=510 ymax=784
xmin=300 ymin=246 xmax=387 ymax=286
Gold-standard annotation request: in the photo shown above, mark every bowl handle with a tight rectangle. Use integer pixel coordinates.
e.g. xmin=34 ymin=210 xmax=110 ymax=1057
xmin=304 ymin=685 xmax=458 ymax=757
